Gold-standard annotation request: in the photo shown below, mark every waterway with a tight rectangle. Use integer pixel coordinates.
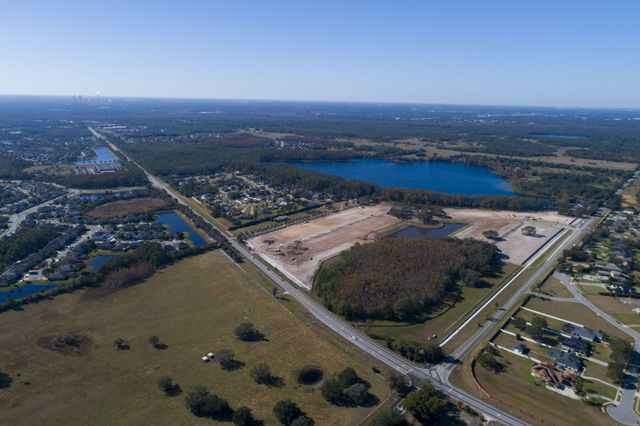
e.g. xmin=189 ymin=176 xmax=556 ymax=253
xmin=392 ymin=223 xmax=466 ymax=240
xmin=75 ymin=146 xmax=119 ymax=164
xmin=155 ymin=211 xmax=207 ymax=247
xmin=0 ymin=283 xmax=59 ymax=305
xmin=90 ymin=255 xmax=118 ymax=270
xmin=292 ymin=159 xmax=514 ymax=196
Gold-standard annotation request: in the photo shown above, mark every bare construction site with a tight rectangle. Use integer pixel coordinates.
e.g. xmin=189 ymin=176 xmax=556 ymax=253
xmin=247 ymin=204 xmax=401 ymax=289
xmin=445 ymin=208 xmax=575 ymax=264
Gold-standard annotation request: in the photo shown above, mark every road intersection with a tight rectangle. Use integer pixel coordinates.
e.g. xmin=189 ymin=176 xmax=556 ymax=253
xmin=91 ymin=127 xmax=616 ymax=425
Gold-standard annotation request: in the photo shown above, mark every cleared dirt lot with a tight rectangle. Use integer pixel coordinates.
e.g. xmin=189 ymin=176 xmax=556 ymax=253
xmin=445 ymin=208 xmax=574 ymax=264
xmin=247 ymin=205 xmax=401 ymax=288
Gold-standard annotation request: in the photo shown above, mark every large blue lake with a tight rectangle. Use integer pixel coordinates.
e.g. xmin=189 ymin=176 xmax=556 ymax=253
xmin=293 ymin=159 xmax=514 ymax=196
xmin=156 ymin=211 xmax=207 ymax=247
xmin=76 ymin=146 xmax=119 ymax=164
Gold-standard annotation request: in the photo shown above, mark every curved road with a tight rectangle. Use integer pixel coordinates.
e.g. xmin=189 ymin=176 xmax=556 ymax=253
xmin=557 ymin=272 xmax=640 ymax=425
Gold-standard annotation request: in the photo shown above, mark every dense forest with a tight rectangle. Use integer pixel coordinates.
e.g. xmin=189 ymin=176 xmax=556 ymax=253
xmin=121 ymin=135 xmax=555 ymax=211
xmin=0 ymin=225 xmax=62 ymax=270
xmin=46 ymin=167 xmax=147 ymax=189
xmin=0 ymin=156 xmax=29 ymax=180
xmin=313 ymin=237 xmax=500 ymax=321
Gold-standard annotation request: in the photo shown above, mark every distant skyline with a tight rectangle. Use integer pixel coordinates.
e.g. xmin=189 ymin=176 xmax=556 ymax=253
xmin=2 ymin=1 xmax=639 ymax=108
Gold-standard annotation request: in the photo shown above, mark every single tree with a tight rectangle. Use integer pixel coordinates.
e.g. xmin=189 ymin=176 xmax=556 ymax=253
xmin=388 ymin=372 xmax=409 ymax=394
xmin=345 ymin=383 xmax=370 ymax=405
xmin=234 ymin=323 xmax=264 ymax=341
xmin=511 ymin=316 xmax=527 ymax=331
xmin=482 ymin=230 xmax=500 ymax=240
xmin=527 ymin=316 xmax=547 ymax=341
xmin=250 ymin=363 xmax=272 ymax=384
xmin=233 ymin=406 xmax=256 ymax=426
xmin=607 ymin=361 xmax=627 ymax=385
xmin=273 ymin=399 xmax=303 ymax=425
xmin=157 ymin=375 xmax=181 ymax=396
xmin=148 ymin=335 xmax=166 ymax=349
xmin=114 ymin=338 xmax=130 ymax=351
xmin=216 ymin=349 xmax=236 ymax=370
xmin=0 ymin=371 xmax=12 ymax=389
xmin=477 ymin=352 xmax=504 ymax=373
xmin=291 ymin=416 xmax=315 ymax=426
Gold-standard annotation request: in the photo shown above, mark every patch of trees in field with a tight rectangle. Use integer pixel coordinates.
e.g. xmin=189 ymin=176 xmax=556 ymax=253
xmin=0 ymin=224 xmax=62 ymax=270
xmin=314 ymin=237 xmax=500 ymax=321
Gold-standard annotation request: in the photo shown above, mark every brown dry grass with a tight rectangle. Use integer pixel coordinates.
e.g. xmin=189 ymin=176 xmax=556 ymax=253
xmin=0 ymin=251 xmax=390 ymax=425
xmin=87 ymin=197 xmax=168 ymax=218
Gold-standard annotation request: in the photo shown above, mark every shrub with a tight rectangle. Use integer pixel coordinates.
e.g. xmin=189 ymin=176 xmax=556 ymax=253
xmin=233 ymin=406 xmax=256 ymax=426
xmin=157 ymin=376 xmax=181 ymax=396
xmin=0 ymin=371 xmax=12 ymax=389
xmin=185 ymin=385 xmax=232 ymax=420
xmin=273 ymin=399 xmax=303 ymax=425
xmin=250 ymin=363 xmax=272 ymax=384
xmin=234 ymin=323 xmax=264 ymax=341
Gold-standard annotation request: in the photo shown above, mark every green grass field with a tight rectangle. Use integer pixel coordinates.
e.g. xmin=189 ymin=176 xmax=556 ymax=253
xmin=537 ymin=276 xmax=573 ymax=298
xmin=524 ymin=298 xmax=630 ymax=341
xmin=0 ymin=251 xmax=391 ymax=425
xmin=472 ymin=351 xmax=615 ymax=426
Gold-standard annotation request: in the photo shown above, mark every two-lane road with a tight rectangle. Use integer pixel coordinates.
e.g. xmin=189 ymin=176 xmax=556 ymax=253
xmin=91 ymin=127 xmax=593 ymax=425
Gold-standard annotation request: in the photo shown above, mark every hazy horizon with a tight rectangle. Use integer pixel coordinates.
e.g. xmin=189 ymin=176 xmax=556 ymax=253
xmin=2 ymin=1 xmax=639 ymax=109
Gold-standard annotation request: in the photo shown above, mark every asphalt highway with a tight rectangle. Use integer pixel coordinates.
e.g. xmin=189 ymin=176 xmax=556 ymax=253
xmin=91 ymin=127 xmax=595 ymax=425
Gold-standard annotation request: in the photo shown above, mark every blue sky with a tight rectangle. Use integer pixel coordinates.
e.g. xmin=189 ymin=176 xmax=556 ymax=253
xmin=1 ymin=1 xmax=639 ymax=108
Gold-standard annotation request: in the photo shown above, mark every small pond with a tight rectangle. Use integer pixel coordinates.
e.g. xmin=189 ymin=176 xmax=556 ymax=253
xmin=90 ymin=255 xmax=118 ymax=270
xmin=155 ymin=211 xmax=207 ymax=247
xmin=392 ymin=223 xmax=466 ymax=240
xmin=76 ymin=146 xmax=119 ymax=164
xmin=0 ymin=283 xmax=59 ymax=305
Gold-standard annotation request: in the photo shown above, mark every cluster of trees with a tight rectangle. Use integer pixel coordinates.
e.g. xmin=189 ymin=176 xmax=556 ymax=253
xmin=0 ymin=224 xmax=62 ymax=270
xmin=273 ymin=399 xmax=314 ymax=425
xmin=392 ymin=340 xmax=445 ymax=364
xmin=403 ymin=382 xmax=447 ymax=424
xmin=321 ymin=367 xmax=375 ymax=407
xmin=102 ymin=260 xmax=155 ymax=290
xmin=476 ymin=346 xmax=504 ymax=373
xmin=607 ymin=338 xmax=634 ymax=385
xmin=511 ymin=315 xmax=547 ymax=342
xmin=0 ymin=156 xmax=29 ymax=179
xmin=48 ymin=167 xmax=147 ymax=189
xmin=314 ymin=237 xmax=500 ymax=321
xmin=185 ymin=385 xmax=233 ymax=420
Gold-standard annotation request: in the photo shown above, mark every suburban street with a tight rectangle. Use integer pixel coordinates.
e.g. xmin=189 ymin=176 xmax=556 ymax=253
xmin=92 ymin=126 xmax=603 ymax=426
xmin=0 ymin=193 xmax=69 ymax=238
xmin=557 ymin=273 xmax=640 ymax=425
